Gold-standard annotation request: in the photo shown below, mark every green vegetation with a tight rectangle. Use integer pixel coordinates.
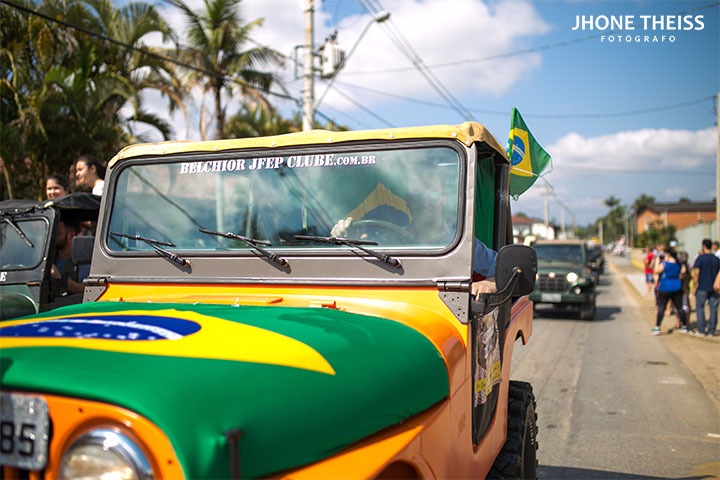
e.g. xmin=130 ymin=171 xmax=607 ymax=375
xmin=0 ymin=0 xmax=339 ymax=200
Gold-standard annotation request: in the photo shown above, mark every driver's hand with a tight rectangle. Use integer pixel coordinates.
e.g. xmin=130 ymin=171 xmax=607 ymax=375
xmin=331 ymin=216 xmax=353 ymax=237
xmin=472 ymin=278 xmax=497 ymax=300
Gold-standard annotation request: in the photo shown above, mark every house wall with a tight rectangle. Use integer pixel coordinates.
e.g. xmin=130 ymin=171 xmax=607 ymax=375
xmin=637 ymin=209 xmax=715 ymax=233
xmin=676 ymin=221 xmax=717 ymax=260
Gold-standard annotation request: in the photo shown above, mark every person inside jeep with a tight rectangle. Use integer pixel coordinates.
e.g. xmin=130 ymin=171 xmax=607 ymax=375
xmin=50 ymin=218 xmax=84 ymax=296
xmin=330 ymin=189 xmax=497 ymax=298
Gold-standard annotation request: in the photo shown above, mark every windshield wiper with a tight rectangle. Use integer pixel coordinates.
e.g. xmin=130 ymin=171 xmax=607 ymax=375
xmin=2 ymin=215 xmax=34 ymax=248
xmin=199 ymin=228 xmax=288 ymax=268
xmin=110 ymin=232 xmax=190 ymax=268
xmin=295 ymin=234 xmax=401 ymax=269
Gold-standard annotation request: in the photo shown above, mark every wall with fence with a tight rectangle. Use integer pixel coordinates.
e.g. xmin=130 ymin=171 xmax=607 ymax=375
xmin=676 ymin=221 xmax=718 ymax=259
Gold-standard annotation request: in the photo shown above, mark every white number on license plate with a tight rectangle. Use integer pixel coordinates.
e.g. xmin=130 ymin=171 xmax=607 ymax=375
xmin=0 ymin=392 xmax=49 ymax=470
xmin=540 ymin=293 xmax=562 ymax=302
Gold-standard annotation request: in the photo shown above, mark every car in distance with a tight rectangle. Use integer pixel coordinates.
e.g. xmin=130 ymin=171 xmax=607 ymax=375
xmin=530 ymin=239 xmax=597 ymax=320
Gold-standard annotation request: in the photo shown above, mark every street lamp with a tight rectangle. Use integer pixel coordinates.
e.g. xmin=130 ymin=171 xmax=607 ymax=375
xmin=312 ymin=11 xmax=391 ymax=118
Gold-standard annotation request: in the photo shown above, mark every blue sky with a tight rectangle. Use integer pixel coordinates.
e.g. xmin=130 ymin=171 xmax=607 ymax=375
xmin=148 ymin=0 xmax=719 ymax=227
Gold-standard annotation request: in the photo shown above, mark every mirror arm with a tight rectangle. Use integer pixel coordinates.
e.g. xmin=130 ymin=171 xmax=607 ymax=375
xmin=487 ymin=267 xmax=522 ymax=309
xmin=471 ymin=267 xmax=522 ymax=317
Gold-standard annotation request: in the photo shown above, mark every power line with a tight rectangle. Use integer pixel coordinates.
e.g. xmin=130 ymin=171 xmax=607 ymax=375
xmin=336 ymin=81 xmax=716 ymax=120
xmin=0 ymin=0 xmax=298 ymax=105
xmin=357 ymin=0 xmax=475 ymax=121
xmin=0 ymin=0 xmax=216 ymax=78
xmin=326 ymin=86 xmax=396 ymax=127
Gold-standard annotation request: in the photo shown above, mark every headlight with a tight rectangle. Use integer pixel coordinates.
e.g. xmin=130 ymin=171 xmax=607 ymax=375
xmin=59 ymin=429 xmax=153 ymax=480
xmin=566 ymin=272 xmax=579 ymax=283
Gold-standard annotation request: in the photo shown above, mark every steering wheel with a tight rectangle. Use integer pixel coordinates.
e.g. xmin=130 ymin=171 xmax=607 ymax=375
xmin=346 ymin=219 xmax=413 ymax=244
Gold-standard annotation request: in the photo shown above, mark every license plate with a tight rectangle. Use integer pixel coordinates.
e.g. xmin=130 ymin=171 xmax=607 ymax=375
xmin=0 ymin=392 xmax=49 ymax=470
xmin=541 ymin=293 xmax=562 ymax=302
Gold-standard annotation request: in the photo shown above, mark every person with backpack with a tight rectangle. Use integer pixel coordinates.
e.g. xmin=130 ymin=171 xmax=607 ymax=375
xmin=652 ymin=245 xmax=688 ymax=335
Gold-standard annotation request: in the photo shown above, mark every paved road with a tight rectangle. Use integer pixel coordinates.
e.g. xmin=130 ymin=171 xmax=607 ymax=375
xmin=510 ymin=257 xmax=720 ymax=479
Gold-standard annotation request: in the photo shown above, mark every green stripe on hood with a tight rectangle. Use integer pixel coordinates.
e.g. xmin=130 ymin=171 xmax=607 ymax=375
xmin=0 ymin=302 xmax=450 ymax=478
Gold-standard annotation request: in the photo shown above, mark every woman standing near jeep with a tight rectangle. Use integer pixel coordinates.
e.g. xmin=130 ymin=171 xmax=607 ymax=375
xmin=74 ymin=154 xmax=105 ymax=196
xmin=653 ymin=246 xmax=688 ymax=335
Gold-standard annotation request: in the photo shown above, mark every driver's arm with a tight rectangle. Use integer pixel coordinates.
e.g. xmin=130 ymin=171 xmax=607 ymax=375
xmin=330 ymin=217 xmax=354 ymax=237
xmin=472 ymin=240 xmax=498 ymax=299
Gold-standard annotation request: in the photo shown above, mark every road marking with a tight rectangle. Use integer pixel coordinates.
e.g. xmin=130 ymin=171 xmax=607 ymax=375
xmin=659 ymin=377 xmax=688 ymax=385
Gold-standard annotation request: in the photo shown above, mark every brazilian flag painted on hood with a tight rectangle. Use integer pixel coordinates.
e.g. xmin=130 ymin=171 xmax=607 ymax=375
xmin=0 ymin=302 xmax=450 ymax=478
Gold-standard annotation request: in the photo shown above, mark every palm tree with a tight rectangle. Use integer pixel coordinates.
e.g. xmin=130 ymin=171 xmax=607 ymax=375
xmin=170 ymin=0 xmax=281 ymax=139
xmin=632 ymin=194 xmax=656 ymax=215
xmin=80 ymin=0 xmax=182 ymax=141
xmin=227 ymin=103 xmax=298 ymax=138
xmin=1 ymin=0 xmax=183 ymax=199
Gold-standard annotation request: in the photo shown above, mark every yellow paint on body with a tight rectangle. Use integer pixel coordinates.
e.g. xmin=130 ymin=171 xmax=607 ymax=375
xmin=0 ymin=309 xmax=335 ymax=375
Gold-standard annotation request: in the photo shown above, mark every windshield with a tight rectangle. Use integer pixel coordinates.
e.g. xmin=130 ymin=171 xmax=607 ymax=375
xmin=0 ymin=217 xmax=48 ymax=270
xmin=107 ymin=146 xmax=462 ymax=254
xmin=533 ymin=244 xmax=586 ymax=264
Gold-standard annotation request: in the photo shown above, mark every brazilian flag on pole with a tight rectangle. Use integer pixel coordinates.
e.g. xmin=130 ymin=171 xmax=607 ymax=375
xmin=507 ymin=107 xmax=552 ymax=198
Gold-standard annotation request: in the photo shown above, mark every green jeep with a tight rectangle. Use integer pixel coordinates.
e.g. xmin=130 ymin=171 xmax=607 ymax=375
xmin=0 ymin=193 xmax=100 ymax=319
xmin=529 ymin=239 xmax=597 ymax=320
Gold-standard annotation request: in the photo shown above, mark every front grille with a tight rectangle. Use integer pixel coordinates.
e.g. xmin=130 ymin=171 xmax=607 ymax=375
xmin=537 ymin=274 xmax=567 ymax=292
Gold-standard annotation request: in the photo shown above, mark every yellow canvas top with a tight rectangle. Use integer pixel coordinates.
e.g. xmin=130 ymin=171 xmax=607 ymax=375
xmin=109 ymin=121 xmax=508 ymax=167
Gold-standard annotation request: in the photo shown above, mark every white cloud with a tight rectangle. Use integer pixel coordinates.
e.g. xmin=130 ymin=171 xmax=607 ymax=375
xmin=549 ymin=127 xmax=717 ymax=170
xmin=512 ymin=126 xmax=718 ymax=226
xmin=140 ymin=0 xmax=552 ymax=139
xmin=303 ymin=0 xmax=551 ymax=108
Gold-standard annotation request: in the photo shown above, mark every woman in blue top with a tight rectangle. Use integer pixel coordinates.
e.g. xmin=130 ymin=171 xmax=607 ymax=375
xmin=653 ymin=245 xmax=688 ymax=335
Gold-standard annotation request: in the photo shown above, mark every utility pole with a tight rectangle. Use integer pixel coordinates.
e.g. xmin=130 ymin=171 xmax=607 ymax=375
xmin=302 ymin=0 xmax=314 ymax=131
xmin=544 ymin=183 xmax=550 ymax=236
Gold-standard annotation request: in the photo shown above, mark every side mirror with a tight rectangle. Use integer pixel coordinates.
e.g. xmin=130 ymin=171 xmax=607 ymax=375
xmin=495 ymin=244 xmax=537 ymax=297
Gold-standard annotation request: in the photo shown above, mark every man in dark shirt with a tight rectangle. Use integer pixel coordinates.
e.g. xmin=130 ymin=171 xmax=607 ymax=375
xmin=691 ymin=238 xmax=720 ymax=336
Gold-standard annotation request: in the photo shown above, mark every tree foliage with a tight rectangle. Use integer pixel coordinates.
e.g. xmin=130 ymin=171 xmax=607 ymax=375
xmin=0 ymin=0 xmax=180 ymax=200
xmin=0 ymin=0 xmax=346 ymax=201
xmin=169 ymin=0 xmax=280 ymax=140
xmin=599 ymin=195 xmax=627 ymax=243
xmin=636 ymin=220 xmax=676 ymax=249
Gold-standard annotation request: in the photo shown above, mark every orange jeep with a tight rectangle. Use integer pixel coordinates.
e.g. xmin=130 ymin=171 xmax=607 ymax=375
xmin=0 ymin=122 xmax=538 ymax=479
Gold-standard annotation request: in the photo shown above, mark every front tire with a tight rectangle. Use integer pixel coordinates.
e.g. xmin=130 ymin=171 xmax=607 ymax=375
xmin=579 ymin=296 xmax=596 ymax=320
xmin=489 ymin=381 xmax=538 ymax=479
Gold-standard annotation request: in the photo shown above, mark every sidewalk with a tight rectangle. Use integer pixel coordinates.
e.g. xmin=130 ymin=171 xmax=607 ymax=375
xmin=609 ymin=255 xmax=720 ymax=411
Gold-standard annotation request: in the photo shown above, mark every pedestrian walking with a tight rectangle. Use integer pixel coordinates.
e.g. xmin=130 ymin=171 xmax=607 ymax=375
xmin=652 ymin=246 xmax=688 ymax=335
xmin=691 ymin=238 xmax=720 ymax=336
xmin=643 ymin=246 xmax=655 ymax=296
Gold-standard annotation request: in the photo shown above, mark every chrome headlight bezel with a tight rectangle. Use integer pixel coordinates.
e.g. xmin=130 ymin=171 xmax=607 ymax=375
xmin=59 ymin=428 xmax=153 ymax=480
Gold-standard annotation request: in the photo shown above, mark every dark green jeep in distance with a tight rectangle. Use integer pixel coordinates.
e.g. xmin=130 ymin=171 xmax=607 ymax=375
xmin=529 ymin=239 xmax=597 ymax=320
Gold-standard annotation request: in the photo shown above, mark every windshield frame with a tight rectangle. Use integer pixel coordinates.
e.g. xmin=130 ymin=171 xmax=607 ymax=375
xmin=0 ymin=214 xmax=51 ymax=271
xmin=533 ymin=243 xmax=587 ymax=264
xmin=102 ymin=139 xmax=468 ymax=262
